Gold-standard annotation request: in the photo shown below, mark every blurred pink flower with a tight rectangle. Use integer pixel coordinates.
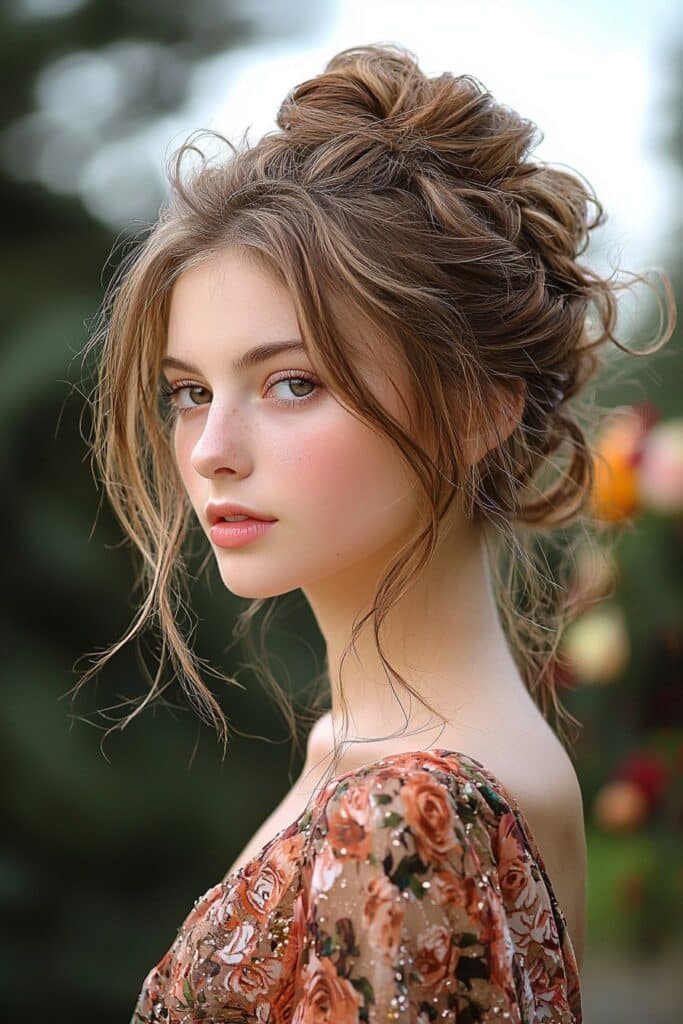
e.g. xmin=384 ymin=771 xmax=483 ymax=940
xmin=637 ymin=417 xmax=683 ymax=513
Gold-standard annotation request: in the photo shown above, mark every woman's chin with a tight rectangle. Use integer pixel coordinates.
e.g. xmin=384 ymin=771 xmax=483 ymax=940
xmin=216 ymin=568 xmax=299 ymax=601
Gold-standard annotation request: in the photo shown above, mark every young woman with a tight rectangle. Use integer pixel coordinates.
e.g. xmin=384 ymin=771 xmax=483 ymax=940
xmin=78 ymin=42 xmax=672 ymax=1024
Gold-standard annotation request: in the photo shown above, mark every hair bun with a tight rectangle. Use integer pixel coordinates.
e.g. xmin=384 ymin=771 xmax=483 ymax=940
xmin=275 ymin=43 xmax=540 ymax=187
xmin=276 ymin=43 xmax=423 ymax=139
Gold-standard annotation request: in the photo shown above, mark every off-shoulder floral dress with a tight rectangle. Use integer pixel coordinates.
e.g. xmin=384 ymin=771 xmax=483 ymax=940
xmin=130 ymin=748 xmax=582 ymax=1023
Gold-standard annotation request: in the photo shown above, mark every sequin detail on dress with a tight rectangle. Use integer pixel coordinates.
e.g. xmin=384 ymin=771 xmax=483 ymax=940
xmin=130 ymin=748 xmax=582 ymax=1023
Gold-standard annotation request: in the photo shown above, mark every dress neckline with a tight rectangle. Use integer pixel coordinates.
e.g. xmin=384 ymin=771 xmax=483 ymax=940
xmin=226 ymin=746 xmax=536 ymax=880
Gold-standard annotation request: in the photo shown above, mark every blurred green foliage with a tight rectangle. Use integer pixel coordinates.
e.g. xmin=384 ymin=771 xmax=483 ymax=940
xmin=1 ymin=2 xmax=326 ymax=1020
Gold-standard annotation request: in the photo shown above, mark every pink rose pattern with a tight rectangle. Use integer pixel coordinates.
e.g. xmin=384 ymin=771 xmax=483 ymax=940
xmin=130 ymin=749 xmax=582 ymax=1023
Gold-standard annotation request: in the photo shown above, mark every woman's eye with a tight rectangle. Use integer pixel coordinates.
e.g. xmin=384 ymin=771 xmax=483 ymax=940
xmin=267 ymin=372 xmax=320 ymax=407
xmin=158 ymin=372 xmax=321 ymax=417
xmin=158 ymin=381 xmax=210 ymax=416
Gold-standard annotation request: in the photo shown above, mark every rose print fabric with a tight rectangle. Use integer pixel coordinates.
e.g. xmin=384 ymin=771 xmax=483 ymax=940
xmin=130 ymin=748 xmax=582 ymax=1023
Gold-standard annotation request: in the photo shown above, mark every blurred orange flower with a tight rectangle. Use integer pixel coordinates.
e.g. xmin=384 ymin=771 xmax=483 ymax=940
xmin=590 ymin=406 xmax=652 ymax=523
xmin=592 ymin=780 xmax=649 ymax=832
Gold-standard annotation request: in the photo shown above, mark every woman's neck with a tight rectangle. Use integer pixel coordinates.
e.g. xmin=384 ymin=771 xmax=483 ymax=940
xmin=300 ymin=517 xmax=530 ymax=776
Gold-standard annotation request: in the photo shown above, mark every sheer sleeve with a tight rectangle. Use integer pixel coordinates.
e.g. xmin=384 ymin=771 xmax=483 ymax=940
xmin=290 ymin=760 xmax=580 ymax=1023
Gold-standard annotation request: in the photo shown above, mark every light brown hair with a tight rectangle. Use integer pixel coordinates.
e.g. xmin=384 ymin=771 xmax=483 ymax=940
xmin=73 ymin=43 xmax=675 ymax=788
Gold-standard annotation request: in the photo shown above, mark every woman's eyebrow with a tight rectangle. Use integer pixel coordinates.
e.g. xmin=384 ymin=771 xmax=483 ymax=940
xmin=161 ymin=339 xmax=308 ymax=376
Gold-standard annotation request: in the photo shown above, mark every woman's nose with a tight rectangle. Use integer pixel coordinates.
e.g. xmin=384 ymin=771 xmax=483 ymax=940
xmin=189 ymin=401 xmax=251 ymax=479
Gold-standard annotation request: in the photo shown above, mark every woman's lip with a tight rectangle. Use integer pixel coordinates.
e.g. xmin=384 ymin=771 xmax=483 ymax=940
xmin=210 ymin=518 xmax=276 ymax=549
xmin=205 ymin=504 xmax=277 ymax=524
xmin=215 ymin=516 xmax=275 ymax=523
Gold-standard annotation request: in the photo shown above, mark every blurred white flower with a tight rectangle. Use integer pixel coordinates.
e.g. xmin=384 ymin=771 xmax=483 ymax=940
xmin=561 ymin=604 xmax=630 ymax=685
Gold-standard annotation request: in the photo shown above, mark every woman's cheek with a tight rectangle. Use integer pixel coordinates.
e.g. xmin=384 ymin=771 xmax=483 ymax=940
xmin=279 ymin=414 xmax=416 ymax=547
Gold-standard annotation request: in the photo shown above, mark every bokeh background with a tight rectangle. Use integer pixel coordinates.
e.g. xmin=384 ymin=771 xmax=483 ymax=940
xmin=2 ymin=1 xmax=682 ymax=1021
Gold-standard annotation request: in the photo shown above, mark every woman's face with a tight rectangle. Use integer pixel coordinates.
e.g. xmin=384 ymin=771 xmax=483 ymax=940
xmin=164 ymin=246 xmax=423 ymax=599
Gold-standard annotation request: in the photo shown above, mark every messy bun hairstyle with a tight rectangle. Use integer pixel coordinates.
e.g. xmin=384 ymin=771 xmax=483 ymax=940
xmin=74 ymin=43 xmax=674 ymax=783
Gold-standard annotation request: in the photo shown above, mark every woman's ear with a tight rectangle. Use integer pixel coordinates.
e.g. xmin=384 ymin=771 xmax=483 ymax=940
xmin=462 ymin=377 xmax=526 ymax=467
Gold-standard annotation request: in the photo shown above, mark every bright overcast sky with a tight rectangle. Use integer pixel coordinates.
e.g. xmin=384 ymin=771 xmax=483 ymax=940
xmin=113 ymin=0 xmax=683 ymax=284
